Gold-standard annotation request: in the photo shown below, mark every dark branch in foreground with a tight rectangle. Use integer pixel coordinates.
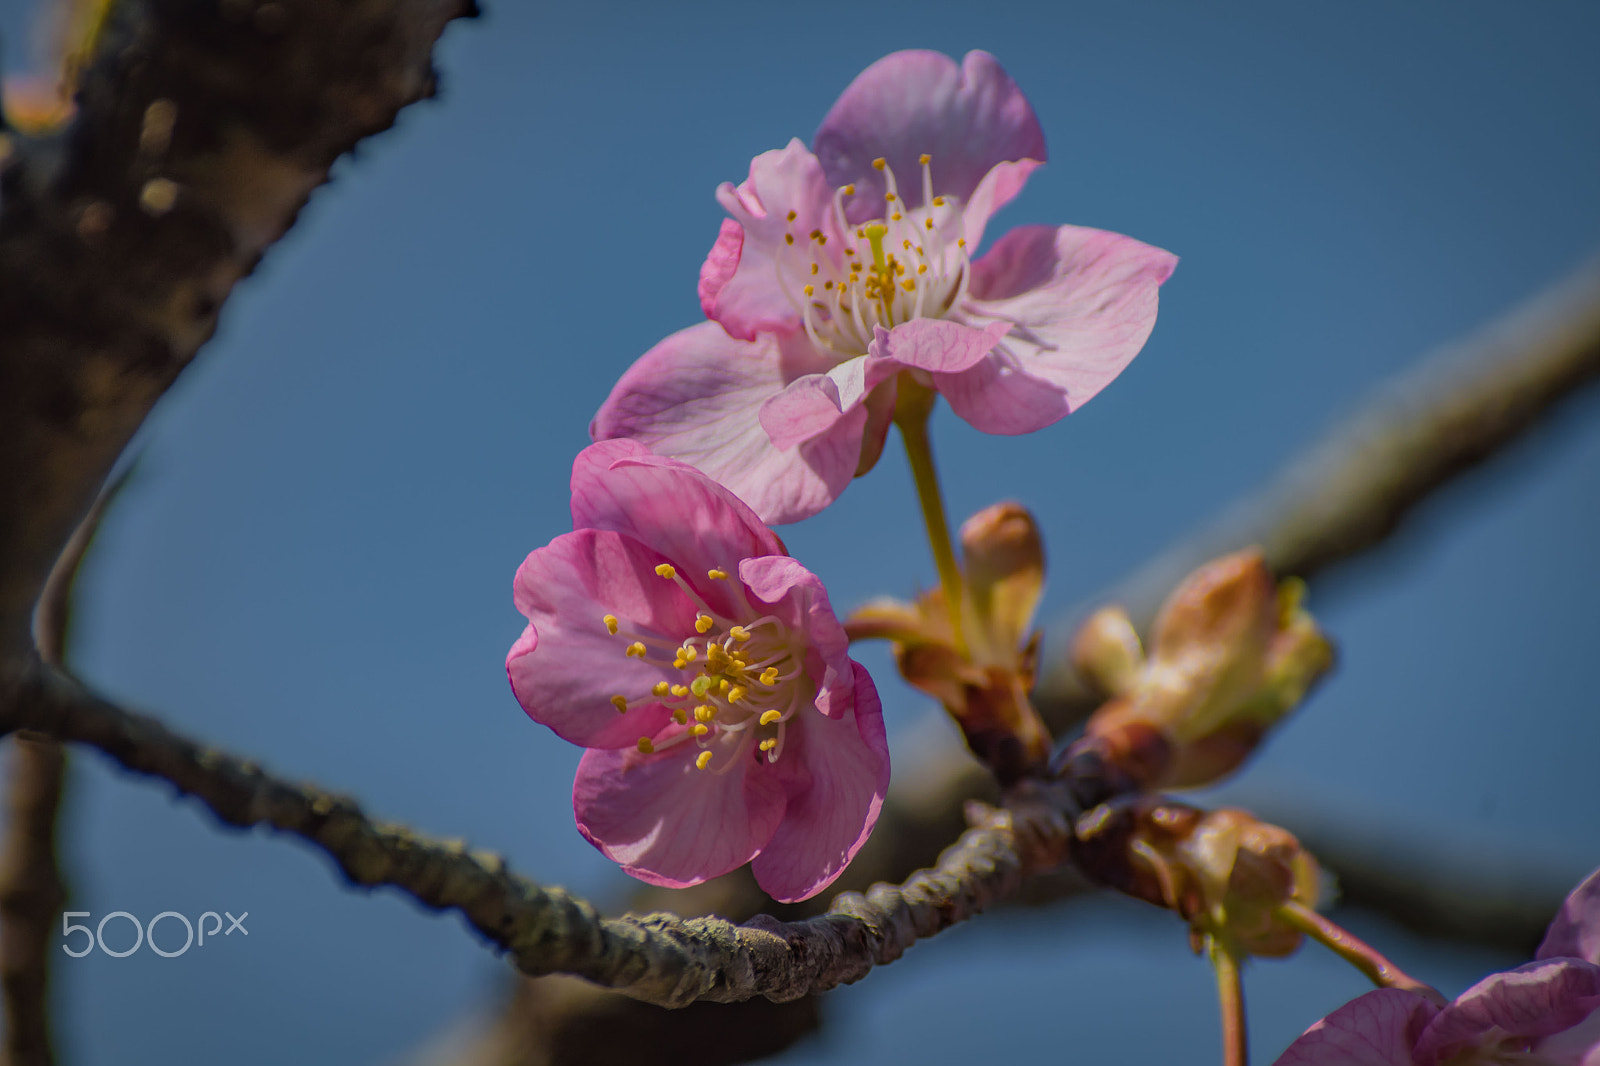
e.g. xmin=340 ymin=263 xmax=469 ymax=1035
xmin=1036 ymin=254 xmax=1600 ymax=727
xmin=0 ymin=0 xmax=475 ymax=658
xmin=1 ymin=661 xmax=1074 ymax=1008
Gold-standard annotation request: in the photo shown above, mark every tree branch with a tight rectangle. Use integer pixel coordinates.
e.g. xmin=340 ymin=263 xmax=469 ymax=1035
xmin=0 ymin=660 xmax=1077 ymax=1008
xmin=0 ymin=0 xmax=475 ymax=659
xmin=1036 ymin=253 xmax=1600 ymax=726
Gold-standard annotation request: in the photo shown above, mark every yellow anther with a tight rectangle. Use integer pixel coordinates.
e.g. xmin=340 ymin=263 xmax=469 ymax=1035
xmin=708 ymin=568 xmax=728 ymax=580
xmin=957 ymin=238 xmax=967 ymax=248
xmin=809 ymin=229 xmax=822 ymax=240
xmin=903 ymin=239 xmax=912 ymax=250
xmin=892 ymin=212 xmax=902 ymax=221
xmin=803 ymin=284 xmax=814 ymax=296
xmin=760 ymin=667 xmax=780 ymax=686
xmin=759 ymin=738 xmax=778 ymax=752
xmin=718 ymin=678 xmax=731 ymax=694
xmin=652 ymin=681 xmax=671 ymax=698
xmin=824 ymin=280 xmax=834 ymax=290
xmin=918 ymin=153 xmax=931 ymax=165
xmin=902 ymin=280 xmax=915 ymax=292
xmin=637 ymin=737 xmax=655 ymax=754
xmin=611 ymin=695 xmax=629 ymax=713
xmin=932 ymin=195 xmax=945 ymax=206
xmin=671 ymin=684 xmax=689 ymax=698
xmin=729 ymin=626 xmax=751 ymax=642
xmin=603 ymin=614 xmax=619 ymax=634
xmin=886 ymin=193 xmax=898 ymax=203
xmin=655 ymin=563 xmax=676 ymax=579
xmin=706 ymin=644 xmax=730 ymax=670
xmin=695 ymin=751 xmax=714 ymax=770
xmin=695 ymin=614 xmax=714 ymax=634
xmin=810 ymin=263 xmax=819 ymax=275
xmin=918 ymin=264 xmax=928 ymax=274
xmin=678 ymin=645 xmax=698 ymax=662
xmin=844 ymin=183 xmax=856 ymax=194
xmin=786 ymin=209 xmax=797 ymax=221
xmin=691 ymin=724 xmax=710 ymax=737
xmin=690 ymin=676 xmax=713 ymax=698
xmin=727 ymin=686 xmax=748 ymax=703
xmin=759 ymin=709 xmax=782 ymax=726
xmin=695 ymin=704 xmax=716 ymax=723
xmin=925 ymin=218 xmax=934 ymax=230
xmin=872 ymin=157 xmax=887 ymax=170
xmin=784 ymin=233 xmax=794 ymax=245
xmin=672 ymin=708 xmax=687 ymax=724
xmin=626 ymin=642 xmax=647 ymax=658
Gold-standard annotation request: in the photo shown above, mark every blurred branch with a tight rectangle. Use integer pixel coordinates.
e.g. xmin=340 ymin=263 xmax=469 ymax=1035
xmin=0 ymin=661 xmax=1077 ymax=1008
xmin=0 ymin=0 xmax=476 ymax=659
xmin=0 ymin=464 xmax=126 ymax=1066
xmin=0 ymin=738 xmax=66 ymax=1066
xmin=1037 ymin=254 xmax=1600 ymax=725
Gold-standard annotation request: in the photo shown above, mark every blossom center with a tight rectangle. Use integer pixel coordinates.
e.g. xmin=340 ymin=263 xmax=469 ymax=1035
xmin=603 ymin=563 xmax=809 ymax=771
xmin=778 ymin=154 xmax=970 ymax=358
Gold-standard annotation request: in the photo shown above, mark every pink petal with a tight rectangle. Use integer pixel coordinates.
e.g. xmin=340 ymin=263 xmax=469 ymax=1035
xmin=814 ymin=50 xmax=1046 ymax=220
xmin=1536 ymin=1004 xmax=1600 ymax=1065
xmin=962 ymin=158 xmax=1044 ymax=250
xmin=708 ymin=139 xmax=840 ymax=341
xmin=574 ymin=737 xmax=787 ymax=889
xmin=758 ymin=353 xmax=898 ymax=450
xmin=590 ymin=322 xmax=864 ymax=526
xmin=750 ymin=662 xmax=890 ymax=902
xmin=1273 ymin=989 xmax=1438 ymax=1066
xmin=870 ymin=319 xmax=1011 ymax=373
xmin=963 ymin=223 xmax=1177 ymax=412
xmin=1541 ymin=867 xmax=1600 ymax=964
xmin=1416 ymin=960 xmax=1600 ymax=1063
xmin=698 ymin=218 xmax=743 ymax=321
xmin=507 ymin=530 xmax=685 ymax=748
xmin=931 ymin=348 xmax=1071 ymax=434
xmin=737 ymin=555 xmax=855 ymax=718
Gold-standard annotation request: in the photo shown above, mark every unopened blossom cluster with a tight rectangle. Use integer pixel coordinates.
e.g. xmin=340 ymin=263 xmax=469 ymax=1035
xmin=499 ymin=46 xmax=1582 ymax=1066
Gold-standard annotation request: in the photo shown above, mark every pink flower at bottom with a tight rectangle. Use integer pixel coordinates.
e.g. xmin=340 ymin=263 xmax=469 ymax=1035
xmin=506 ymin=440 xmax=889 ymax=902
xmin=1275 ymin=866 xmax=1600 ymax=1066
xmin=592 ymin=49 xmax=1177 ymax=525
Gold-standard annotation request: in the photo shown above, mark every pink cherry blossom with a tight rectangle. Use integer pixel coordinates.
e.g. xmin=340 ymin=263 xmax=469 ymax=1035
xmin=593 ymin=49 xmax=1178 ymax=524
xmin=506 ymin=440 xmax=889 ymax=902
xmin=1275 ymin=866 xmax=1600 ymax=1066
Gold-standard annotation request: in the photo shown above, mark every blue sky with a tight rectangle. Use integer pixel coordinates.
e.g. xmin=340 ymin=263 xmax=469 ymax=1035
xmin=3 ymin=1 xmax=1599 ymax=1062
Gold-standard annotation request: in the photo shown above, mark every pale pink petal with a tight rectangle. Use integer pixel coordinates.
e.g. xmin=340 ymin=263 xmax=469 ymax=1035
xmin=574 ymin=738 xmax=787 ymax=889
xmin=751 ymin=662 xmax=890 ymax=902
xmin=853 ymin=376 xmax=899 ymax=478
xmin=870 ymin=318 xmax=1011 ymax=373
xmin=698 ymin=218 xmax=743 ymax=320
xmin=1540 ymin=867 xmax=1600 ymax=963
xmin=962 ymin=158 xmax=1043 ymax=250
xmin=590 ymin=322 xmax=864 ymax=526
xmin=1272 ymin=989 xmax=1437 ymax=1066
xmin=758 ymin=353 xmax=899 ymax=450
xmin=1536 ymin=1004 xmax=1600 ymax=1065
xmin=931 ymin=347 xmax=1071 ymax=434
xmin=814 ymin=50 xmax=1046 ymax=219
xmin=737 ymin=555 xmax=854 ymax=718
xmin=507 ymin=530 xmax=685 ymax=748
xmin=707 ymin=139 xmax=840 ymax=341
xmin=963 ymin=223 xmax=1177 ymax=413
xmin=1416 ymin=961 xmax=1600 ymax=1063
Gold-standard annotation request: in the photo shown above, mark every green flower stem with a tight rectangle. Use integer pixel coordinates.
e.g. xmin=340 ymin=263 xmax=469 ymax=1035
xmin=1210 ymin=937 xmax=1250 ymax=1066
xmin=894 ymin=376 xmax=966 ymax=655
xmin=1276 ymin=902 xmax=1446 ymax=1005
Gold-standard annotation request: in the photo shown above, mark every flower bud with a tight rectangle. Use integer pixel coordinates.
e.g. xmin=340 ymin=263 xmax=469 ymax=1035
xmin=1076 ymin=799 xmax=1321 ymax=958
xmin=1077 ymin=548 xmax=1334 ymax=790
